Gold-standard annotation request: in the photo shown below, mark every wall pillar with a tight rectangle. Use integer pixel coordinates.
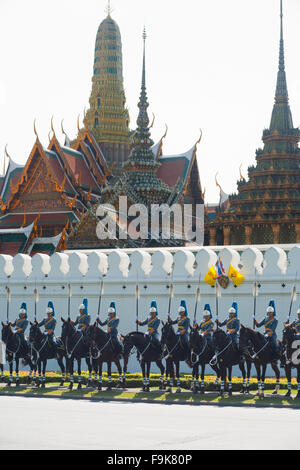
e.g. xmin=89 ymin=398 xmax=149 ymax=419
xmin=209 ymin=227 xmax=217 ymax=246
xmin=245 ymin=225 xmax=252 ymax=245
xmin=223 ymin=226 xmax=230 ymax=245
xmin=272 ymin=224 xmax=280 ymax=244
xmin=295 ymin=224 xmax=300 ymax=243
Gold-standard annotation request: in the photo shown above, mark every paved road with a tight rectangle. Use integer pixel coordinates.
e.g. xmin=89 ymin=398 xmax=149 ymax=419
xmin=0 ymin=396 xmax=299 ymax=450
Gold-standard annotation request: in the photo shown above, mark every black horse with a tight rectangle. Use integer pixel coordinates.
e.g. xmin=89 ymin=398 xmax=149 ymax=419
xmin=29 ymin=322 xmax=66 ymax=388
xmin=281 ymin=325 xmax=300 ymax=398
xmin=1 ymin=322 xmax=35 ymax=386
xmin=239 ymin=325 xmax=280 ymax=397
xmin=210 ymin=328 xmax=252 ymax=396
xmin=160 ymin=322 xmax=191 ymax=393
xmin=189 ymin=328 xmax=220 ymax=394
xmin=87 ymin=324 xmax=125 ymax=391
xmin=61 ymin=318 xmax=95 ymax=390
xmin=123 ymin=331 xmax=165 ymax=392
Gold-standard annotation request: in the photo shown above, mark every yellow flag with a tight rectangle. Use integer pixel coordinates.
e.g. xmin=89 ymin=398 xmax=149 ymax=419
xmin=228 ymin=264 xmax=245 ymax=287
xmin=204 ymin=265 xmax=217 ymax=286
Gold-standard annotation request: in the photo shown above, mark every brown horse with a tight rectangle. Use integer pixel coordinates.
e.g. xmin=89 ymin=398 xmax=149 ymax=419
xmin=281 ymin=325 xmax=300 ymax=398
xmin=239 ymin=325 xmax=281 ymax=397
xmin=210 ymin=328 xmax=252 ymax=396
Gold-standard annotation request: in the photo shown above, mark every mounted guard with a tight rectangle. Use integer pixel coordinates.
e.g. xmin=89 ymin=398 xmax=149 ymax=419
xmin=74 ymin=299 xmax=91 ymax=342
xmin=168 ymin=299 xmax=190 ymax=359
xmin=36 ymin=301 xmax=56 ymax=349
xmin=215 ymin=301 xmax=240 ymax=353
xmin=285 ymin=306 xmax=300 ymax=339
xmin=136 ymin=300 xmax=161 ymax=352
xmin=195 ymin=303 xmax=214 ymax=347
xmin=97 ymin=302 xmax=123 ymax=355
xmin=254 ymin=300 xmax=280 ymax=356
xmin=11 ymin=302 xmax=29 ymax=351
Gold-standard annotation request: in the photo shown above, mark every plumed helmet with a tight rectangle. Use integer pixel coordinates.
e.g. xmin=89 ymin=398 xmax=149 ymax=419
xmin=47 ymin=300 xmax=55 ymax=316
xmin=231 ymin=301 xmax=238 ymax=317
xmin=19 ymin=302 xmax=27 ymax=319
xmin=150 ymin=300 xmax=158 ymax=315
xmin=203 ymin=303 xmax=212 ymax=318
xmin=108 ymin=301 xmax=116 ymax=315
xmin=179 ymin=299 xmax=188 ymax=316
xmin=267 ymin=300 xmax=276 ymax=316
xmin=79 ymin=299 xmax=88 ymax=314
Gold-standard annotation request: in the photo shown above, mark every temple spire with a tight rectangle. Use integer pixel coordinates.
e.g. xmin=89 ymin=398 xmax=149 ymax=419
xmin=106 ymin=0 xmax=112 ymax=17
xmin=269 ymin=0 xmax=293 ymax=131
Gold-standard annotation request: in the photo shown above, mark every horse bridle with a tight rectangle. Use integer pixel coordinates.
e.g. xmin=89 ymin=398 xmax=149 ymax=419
xmin=209 ymin=337 xmax=232 ymax=366
xmin=191 ymin=336 xmax=208 ymax=365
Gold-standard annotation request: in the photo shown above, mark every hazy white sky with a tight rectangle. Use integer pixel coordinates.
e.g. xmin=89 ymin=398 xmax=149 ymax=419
xmin=0 ymin=0 xmax=299 ymax=203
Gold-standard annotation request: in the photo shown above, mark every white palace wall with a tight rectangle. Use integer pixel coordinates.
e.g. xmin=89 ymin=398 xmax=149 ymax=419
xmin=1 ymin=244 xmax=300 ymax=375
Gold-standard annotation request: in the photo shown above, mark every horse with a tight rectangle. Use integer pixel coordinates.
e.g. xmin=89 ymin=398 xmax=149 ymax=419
xmin=210 ymin=328 xmax=252 ymax=396
xmin=1 ymin=322 xmax=35 ymax=386
xmin=281 ymin=325 xmax=300 ymax=398
xmin=239 ymin=325 xmax=281 ymax=397
xmin=61 ymin=318 xmax=95 ymax=390
xmin=160 ymin=322 xmax=192 ymax=393
xmin=123 ymin=331 xmax=165 ymax=392
xmin=87 ymin=323 xmax=124 ymax=391
xmin=189 ymin=328 xmax=220 ymax=394
xmin=0 ymin=339 xmax=5 ymax=381
xmin=29 ymin=322 xmax=66 ymax=388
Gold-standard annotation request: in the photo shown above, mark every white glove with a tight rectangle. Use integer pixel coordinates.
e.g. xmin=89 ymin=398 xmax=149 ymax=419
xmin=44 ymin=332 xmax=48 ymax=336
xmin=201 ymin=333 xmax=205 ymax=337
xmin=264 ymin=333 xmax=269 ymax=339
xmin=145 ymin=331 xmax=149 ymax=336
xmin=226 ymin=332 xmax=230 ymax=336
xmin=252 ymin=316 xmax=256 ymax=320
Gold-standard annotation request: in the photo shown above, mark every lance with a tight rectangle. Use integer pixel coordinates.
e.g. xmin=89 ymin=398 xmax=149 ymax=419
xmin=97 ymin=279 xmax=104 ymax=319
xmin=193 ymin=275 xmax=201 ymax=326
xmin=34 ymin=286 xmax=39 ymax=322
xmin=67 ymin=283 xmax=72 ymax=319
xmin=6 ymin=286 xmax=11 ymax=323
xmin=252 ymin=272 xmax=259 ymax=329
xmin=167 ymin=282 xmax=174 ymax=320
xmin=136 ymin=279 xmax=140 ymax=332
xmin=287 ymin=282 xmax=297 ymax=324
xmin=215 ymin=281 xmax=221 ymax=329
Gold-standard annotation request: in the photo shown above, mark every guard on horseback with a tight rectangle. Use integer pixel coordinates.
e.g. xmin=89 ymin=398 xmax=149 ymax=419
xmin=285 ymin=306 xmax=300 ymax=338
xmin=11 ymin=302 xmax=29 ymax=351
xmin=36 ymin=301 xmax=56 ymax=349
xmin=254 ymin=300 xmax=280 ymax=356
xmin=215 ymin=301 xmax=240 ymax=353
xmin=168 ymin=299 xmax=190 ymax=359
xmin=136 ymin=300 xmax=161 ymax=352
xmin=195 ymin=304 xmax=214 ymax=347
xmin=97 ymin=302 xmax=123 ymax=355
xmin=74 ymin=298 xmax=90 ymax=343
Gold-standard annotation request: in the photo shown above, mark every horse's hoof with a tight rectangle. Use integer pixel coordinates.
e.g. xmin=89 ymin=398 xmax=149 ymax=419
xmin=166 ymin=387 xmax=172 ymax=393
xmin=176 ymin=387 xmax=181 ymax=394
xmin=41 ymin=383 xmax=45 ymax=389
xmin=87 ymin=381 xmax=91 ymax=388
xmin=219 ymin=392 xmax=224 ymax=397
xmin=200 ymin=388 xmax=204 ymax=395
xmin=7 ymin=381 xmax=12 ymax=387
xmin=77 ymin=383 xmax=82 ymax=390
xmin=98 ymin=386 xmax=102 ymax=392
xmin=15 ymin=381 xmax=20 ymax=387
xmin=272 ymin=390 xmax=278 ymax=396
xmin=228 ymin=390 xmax=233 ymax=397
xmin=59 ymin=382 xmax=64 ymax=387
xmin=192 ymin=388 xmax=198 ymax=395
xmin=296 ymin=392 xmax=300 ymax=399
xmin=68 ymin=384 xmax=73 ymax=390
xmin=285 ymin=391 xmax=291 ymax=398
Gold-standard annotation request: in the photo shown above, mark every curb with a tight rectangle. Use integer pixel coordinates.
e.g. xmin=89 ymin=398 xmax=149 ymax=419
xmin=0 ymin=390 xmax=300 ymax=410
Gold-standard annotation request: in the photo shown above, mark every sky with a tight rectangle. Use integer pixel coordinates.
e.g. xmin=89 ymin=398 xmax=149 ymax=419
xmin=0 ymin=0 xmax=299 ymax=203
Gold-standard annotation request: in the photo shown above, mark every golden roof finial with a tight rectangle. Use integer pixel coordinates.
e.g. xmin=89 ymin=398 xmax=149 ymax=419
xmin=3 ymin=144 xmax=10 ymax=175
xmin=162 ymin=124 xmax=168 ymax=140
xmin=149 ymin=113 xmax=155 ymax=129
xmin=48 ymin=131 xmax=52 ymax=143
xmin=239 ymin=163 xmax=245 ymax=181
xmin=33 ymin=119 xmax=39 ymax=140
xmin=61 ymin=119 xmax=66 ymax=136
xmin=196 ymin=129 xmax=203 ymax=146
xmin=51 ymin=116 xmax=56 ymax=137
xmin=77 ymin=114 xmax=81 ymax=137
